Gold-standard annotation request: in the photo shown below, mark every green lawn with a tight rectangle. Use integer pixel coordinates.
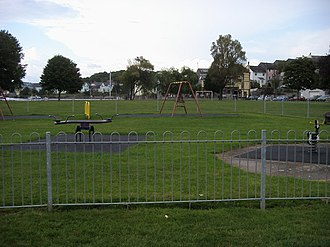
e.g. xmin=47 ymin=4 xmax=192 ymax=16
xmin=1 ymin=203 xmax=329 ymax=247
xmin=1 ymin=98 xmax=329 ymax=118
xmin=1 ymin=99 xmax=329 ymax=141
xmin=0 ymin=99 xmax=329 ymax=246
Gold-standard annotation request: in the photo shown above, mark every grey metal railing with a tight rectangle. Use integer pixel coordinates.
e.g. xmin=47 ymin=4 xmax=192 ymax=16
xmin=0 ymin=130 xmax=329 ymax=210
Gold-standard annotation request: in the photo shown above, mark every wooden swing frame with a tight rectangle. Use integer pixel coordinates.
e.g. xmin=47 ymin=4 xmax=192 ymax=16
xmin=0 ymin=87 xmax=14 ymax=120
xmin=159 ymin=81 xmax=202 ymax=117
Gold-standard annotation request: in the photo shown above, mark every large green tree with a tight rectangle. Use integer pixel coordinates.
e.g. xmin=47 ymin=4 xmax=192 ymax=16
xmin=121 ymin=56 xmax=154 ymax=100
xmin=283 ymin=57 xmax=318 ymax=95
xmin=318 ymin=55 xmax=330 ymax=91
xmin=156 ymin=67 xmax=197 ymax=95
xmin=206 ymin=34 xmax=246 ymax=99
xmin=0 ymin=30 xmax=26 ymax=91
xmin=156 ymin=68 xmax=182 ymax=95
xmin=40 ymin=55 xmax=82 ymax=100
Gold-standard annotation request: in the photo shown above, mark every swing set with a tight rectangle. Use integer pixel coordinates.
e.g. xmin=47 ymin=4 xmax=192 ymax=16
xmin=0 ymin=87 xmax=14 ymax=120
xmin=159 ymin=81 xmax=202 ymax=117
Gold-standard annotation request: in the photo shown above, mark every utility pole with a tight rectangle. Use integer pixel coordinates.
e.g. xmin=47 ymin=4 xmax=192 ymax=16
xmin=109 ymin=70 xmax=112 ymax=97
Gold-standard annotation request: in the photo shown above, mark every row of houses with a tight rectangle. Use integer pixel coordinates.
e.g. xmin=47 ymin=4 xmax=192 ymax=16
xmin=21 ymin=82 xmax=113 ymax=95
xmin=197 ymin=54 xmax=325 ymax=99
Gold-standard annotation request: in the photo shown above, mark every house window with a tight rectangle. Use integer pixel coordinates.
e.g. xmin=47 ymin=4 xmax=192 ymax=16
xmin=255 ymin=73 xmax=257 ymax=76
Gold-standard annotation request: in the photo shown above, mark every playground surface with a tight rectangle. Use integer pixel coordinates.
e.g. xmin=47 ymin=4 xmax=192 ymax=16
xmin=223 ymin=144 xmax=329 ymax=180
xmin=238 ymin=144 xmax=329 ymax=165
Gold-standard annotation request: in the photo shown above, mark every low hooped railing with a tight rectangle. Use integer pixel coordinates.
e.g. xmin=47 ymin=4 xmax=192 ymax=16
xmin=0 ymin=129 xmax=329 ymax=210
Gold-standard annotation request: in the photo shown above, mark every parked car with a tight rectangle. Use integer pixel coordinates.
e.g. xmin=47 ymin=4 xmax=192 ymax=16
xmin=315 ymin=95 xmax=330 ymax=102
xmin=28 ymin=96 xmax=42 ymax=101
xmin=273 ymin=95 xmax=288 ymax=101
xmin=309 ymin=95 xmax=322 ymax=101
xmin=257 ymin=95 xmax=273 ymax=101
xmin=289 ymin=96 xmax=306 ymax=101
xmin=248 ymin=95 xmax=258 ymax=100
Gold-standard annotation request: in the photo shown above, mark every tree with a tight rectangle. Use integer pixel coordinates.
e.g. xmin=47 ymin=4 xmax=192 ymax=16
xmin=283 ymin=57 xmax=318 ymax=95
xmin=156 ymin=67 xmax=197 ymax=95
xmin=206 ymin=34 xmax=246 ymax=99
xmin=20 ymin=87 xmax=31 ymax=97
xmin=250 ymin=80 xmax=260 ymax=89
xmin=121 ymin=56 xmax=154 ymax=100
xmin=318 ymin=55 xmax=330 ymax=91
xmin=83 ymin=71 xmax=109 ymax=83
xmin=204 ymin=62 xmax=223 ymax=97
xmin=261 ymin=83 xmax=274 ymax=98
xmin=40 ymin=55 xmax=82 ymax=100
xmin=0 ymin=30 xmax=26 ymax=91
xmin=180 ymin=66 xmax=198 ymax=93
xmin=156 ymin=68 xmax=181 ymax=95
xmin=269 ymin=77 xmax=281 ymax=96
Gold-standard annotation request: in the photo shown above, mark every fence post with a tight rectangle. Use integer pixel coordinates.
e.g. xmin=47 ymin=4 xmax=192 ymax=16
xmin=307 ymin=100 xmax=310 ymax=118
xmin=46 ymin=132 xmax=53 ymax=211
xmin=260 ymin=130 xmax=266 ymax=210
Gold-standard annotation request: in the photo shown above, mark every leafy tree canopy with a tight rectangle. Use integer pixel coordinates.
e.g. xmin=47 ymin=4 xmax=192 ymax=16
xmin=204 ymin=62 xmax=223 ymax=95
xmin=156 ymin=67 xmax=197 ymax=95
xmin=83 ymin=71 xmax=109 ymax=83
xmin=40 ymin=55 xmax=82 ymax=100
xmin=318 ymin=55 xmax=330 ymax=91
xmin=121 ymin=56 xmax=154 ymax=100
xmin=0 ymin=30 xmax=26 ymax=91
xmin=206 ymin=34 xmax=246 ymax=99
xmin=283 ymin=57 xmax=318 ymax=94
xmin=156 ymin=68 xmax=182 ymax=94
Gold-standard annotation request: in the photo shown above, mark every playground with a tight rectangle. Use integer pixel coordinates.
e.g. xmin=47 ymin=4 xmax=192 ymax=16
xmin=1 ymin=95 xmax=329 ymax=246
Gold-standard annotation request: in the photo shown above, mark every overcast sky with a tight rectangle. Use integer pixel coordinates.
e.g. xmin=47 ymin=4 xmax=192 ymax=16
xmin=1 ymin=0 xmax=329 ymax=82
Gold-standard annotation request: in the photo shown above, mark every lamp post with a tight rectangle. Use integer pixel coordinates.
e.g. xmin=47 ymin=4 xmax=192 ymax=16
xmin=109 ymin=70 xmax=112 ymax=97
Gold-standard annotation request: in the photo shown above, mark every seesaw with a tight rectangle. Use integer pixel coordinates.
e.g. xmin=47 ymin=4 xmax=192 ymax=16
xmin=49 ymin=114 xmax=118 ymax=141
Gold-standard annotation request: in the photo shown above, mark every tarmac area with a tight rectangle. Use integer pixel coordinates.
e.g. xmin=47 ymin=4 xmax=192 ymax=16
xmin=238 ymin=144 xmax=329 ymax=165
xmin=224 ymin=144 xmax=329 ymax=180
xmin=2 ymin=134 xmax=145 ymax=154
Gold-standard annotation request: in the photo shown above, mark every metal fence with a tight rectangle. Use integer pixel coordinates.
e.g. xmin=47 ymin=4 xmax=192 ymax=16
xmin=1 ymin=130 xmax=329 ymax=210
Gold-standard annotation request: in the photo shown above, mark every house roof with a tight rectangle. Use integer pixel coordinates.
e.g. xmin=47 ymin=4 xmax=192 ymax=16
xmin=249 ymin=65 xmax=265 ymax=73
xmin=259 ymin=62 xmax=276 ymax=70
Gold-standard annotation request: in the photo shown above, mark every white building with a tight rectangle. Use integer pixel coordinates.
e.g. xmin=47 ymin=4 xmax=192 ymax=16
xmin=249 ymin=66 xmax=267 ymax=87
xmin=81 ymin=82 xmax=113 ymax=94
xmin=300 ymin=89 xmax=325 ymax=99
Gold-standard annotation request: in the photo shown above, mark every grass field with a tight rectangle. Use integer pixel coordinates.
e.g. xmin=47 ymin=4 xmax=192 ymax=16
xmin=0 ymin=99 xmax=329 ymax=246
xmin=1 ymin=99 xmax=329 ymax=140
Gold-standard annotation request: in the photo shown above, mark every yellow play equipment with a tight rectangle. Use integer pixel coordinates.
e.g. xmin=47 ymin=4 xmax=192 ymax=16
xmin=84 ymin=101 xmax=91 ymax=119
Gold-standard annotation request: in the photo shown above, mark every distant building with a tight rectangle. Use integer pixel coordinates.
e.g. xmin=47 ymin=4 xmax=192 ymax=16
xmin=196 ymin=68 xmax=209 ymax=89
xmin=196 ymin=65 xmax=251 ymax=98
xmin=81 ymin=82 xmax=113 ymax=94
xmin=300 ymin=89 xmax=325 ymax=99
xmin=22 ymin=82 xmax=42 ymax=92
xmin=249 ymin=65 xmax=267 ymax=87
xmin=249 ymin=54 xmax=324 ymax=89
